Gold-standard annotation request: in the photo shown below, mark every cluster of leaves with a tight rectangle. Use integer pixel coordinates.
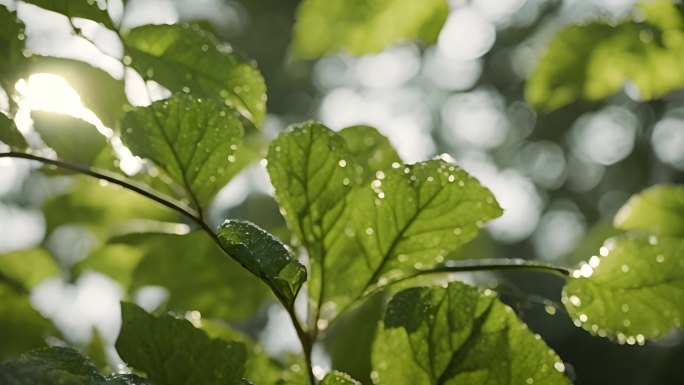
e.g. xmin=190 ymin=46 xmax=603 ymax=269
xmin=1 ymin=0 xmax=684 ymax=384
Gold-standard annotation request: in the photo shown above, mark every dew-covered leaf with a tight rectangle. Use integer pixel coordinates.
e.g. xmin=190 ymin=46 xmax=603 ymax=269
xmin=28 ymin=56 xmax=128 ymax=127
xmin=614 ymin=184 xmax=684 ymax=236
xmin=0 ymin=346 xmax=151 ymax=385
xmin=563 ymin=235 xmax=684 ymax=343
xmin=121 ymin=95 xmax=251 ymax=212
xmin=123 ymin=24 xmax=266 ymax=125
xmin=0 ymin=113 xmax=27 ymax=149
xmin=217 ymin=220 xmax=306 ymax=306
xmin=22 ymin=0 xmax=115 ymax=29
xmin=372 ymin=282 xmax=571 ymax=385
xmin=127 ymin=231 xmax=270 ymax=321
xmin=32 ymin=111 xmax=107 ymax=166
xmin=321 ymin=371 xmax=362 ymax=385
xmin=116 ymin=302 xmax=247 ymax=385
xmin=292 ymin=0 xmax=448 ymax=58
xmin=526 ymin=1 xmax=684 ymax=112
xmin=267 ymin=122 xmax=501 ymax=319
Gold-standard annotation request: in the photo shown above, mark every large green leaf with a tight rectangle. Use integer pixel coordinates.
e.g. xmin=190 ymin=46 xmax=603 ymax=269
xmin=32 ymin=111 xmax=107 ymax=166
xmin=267 ymin=122 xmax=502 ymax=319
xmin=217 ymin=220 xmax=306 ymax=307
xmin=526 ymin=1 xmax=684 ymax=112
xmin=116 ymin=302 xmax=247 ymax=385
xmin=372 ymin=282 xmax=571 ymax=385
xmin=0 ymin=5 xmax=26 ymax=108
xmin=127 ymin=231 xmax=270 ymax=321
xmin=0 ymin=346 xmax=151 ymax=385
xmin=0 ymin=113 xmax=27 ymax=149
xmin=292 ymin=0 xmax=448 ymax=58
xmin=321 ymin=371 xmax=362 ymax=385
xmin=123 ymin=24 xmax=266 ymax=125
xmin=121 ymin=95 xmax=250 ymax=212
xmin=562 ymin=235 xmax=684 ymax=343
xmin=22 ymin=0 xmax=115 ymax=29
xmin=614 ymin=184 xmax=684 ymax=236
xmin=337 ymin=125 xmax=401 ymax=183
xmin=28 ymin=56 xmax=128 ymax=127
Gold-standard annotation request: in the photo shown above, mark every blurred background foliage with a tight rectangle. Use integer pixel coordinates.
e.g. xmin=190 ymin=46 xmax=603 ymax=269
xmin=1 ymin=0 xmax=684 ymax=384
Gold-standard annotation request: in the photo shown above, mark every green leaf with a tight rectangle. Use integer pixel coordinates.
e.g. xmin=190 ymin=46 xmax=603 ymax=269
xmin=0 ymin=346 xmax=151 ymax=385
xmin=217 ymin=220 xmax=306 ymax=306
xmin=128 ymin=231 xmax=270 ymax=321
xmin=267 ymin=122 xmax=502 ymax=318
xmin=22 ymin=0 xmax=115 ymax=29
xmin=526 ymin=1 xmax=684 ymax=112
xmin=121 ymin=95 xmax=250 ymax=212
xmin=0 ymin=5 xmax=26 ymax=109
xmin=123 ymin=24 xmax=266 ymax=125
xmin=562 ymin=235 xmax=684 ymax=343
xmin=292 ymin=0 xmax=448 ymax=58
xmin=32 ymin=111 xmax=107 ymax=166
xmin=28 ymin=56 xmax=128 ymax=127
xmin=0 ymin=113 xmax=27 ymax=149
xmin=372 ymin=282 xmax=571 ymax=385
xmin=0 ymin=248 xmax=60 ymax=289
xmin=0 ymin=286 xmax=57 ymax=360
xmin=321 ymin=371 xmax=362 ymax=385
xmin=614 ymin=184 xmax=684 ymax=236
xmin=116 ymin=302 xmax=247 ymax=385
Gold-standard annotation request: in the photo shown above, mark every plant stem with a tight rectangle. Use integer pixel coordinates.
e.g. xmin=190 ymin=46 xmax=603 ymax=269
xmin=2 ymin=151 xmax=318 ymax=384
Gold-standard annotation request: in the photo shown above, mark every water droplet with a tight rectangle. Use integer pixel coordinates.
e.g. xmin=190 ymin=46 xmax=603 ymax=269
xmin=427 ymin=176 xmax=434 ymax=182
xmin=201 ymin=44 xmax=209 ymax=51
xmin=656 ymin=254 xmax=665 ymax=263
xmin=375 ymin=170 xmax=385 ymax=180
xmin=621 ymin=264 xmax=630 ymax=273
xmin=338 ymin=159 xmax=346 ymax=167
xmin=588 ymin=255 xmax=600 ymax=268
xmin=599 ymin=246 xmax=609 ymax=256
xmin=526 ymin=377 xmax=534 ymax=384
xmin=648 ymin=235 xmax=659 ymax=245
xmin=377 ymin=192 xmax=385 ymax=199
xmin=126 ymin=127 xmax=133 ymax=134
xmin=391 ymin=162 xmax=401 ymax=169
xmin=544 ymin=305 xmax=557 ymax=315
xmin=448 ymin=175 xmax=455 ymax=182
xmin=554 ymin=362 xmax=565 ymax=373
xmin=371 ymin=179 xmax=382 ymax=189
xmin=227 ymin=155 xmax=236 ymax=162
xmin=579 ymin=314 xmax=588 ymax=322
xmin=568 ymin=295 xmax=582 ymax=307
xmin=458 ymin=180 xmax=465 ymax=187
xmin=453 ymin=227 xmax=462 ymax=235
xmin=623 ymin=319 xmax=631 ymax=327
xmin=146 ymin=68 xmax=154 ymax=77
xmin=621 ymin=303 xmax=630 ymax=312
xmin=316 ymin=319 xmax=329 ymax=331
xmin=122 ymin=55 xmax=132 ymax=65
xmin=342 ymin=178 xmax=350 ymax=186
xmin=365 ymin=227 xmax=374 ymax=235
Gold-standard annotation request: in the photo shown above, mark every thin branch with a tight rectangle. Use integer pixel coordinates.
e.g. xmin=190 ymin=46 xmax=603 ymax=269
xmin=0 ymin=152 xmax=213 ymax=234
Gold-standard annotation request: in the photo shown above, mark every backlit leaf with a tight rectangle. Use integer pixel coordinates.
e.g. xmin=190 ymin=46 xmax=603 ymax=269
xmin=292 ymin=0 xmax=448 ymax=58
xmin=526 ymin=1 xmax=684 ymax=112
xmin=123 ymin=24 xmax=266 ymax=125
xmin=0 ymin=286 xmax=57 ymax=360
xmin=372 ymin=282 xmax=571 ymax=385
xmin=22 ymin=0 xmax=115 ymax=29
xmin=32 ymin=111 xmax=107 ymax=167
xmin=217 ymin=220 xmax=306 ymax=307
xmin=121 ymin=95 xmax=251 ymax=212
xmin=563 ymin=235 xmax=684 ymax=343
xmin=0 ymin=113 xmax=27 ymax=149
xmin=28 ymin=56 xmax=128 ymax=127
xmin=0 ymin=248 xmax=60 ymax=289
xmin=267 ymin=122 xmax=501 ymax=319
xmin=116 ymin=302 xmax=247 ymax=385
xmin=613 ymin=184 xmax=684 ymax=236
